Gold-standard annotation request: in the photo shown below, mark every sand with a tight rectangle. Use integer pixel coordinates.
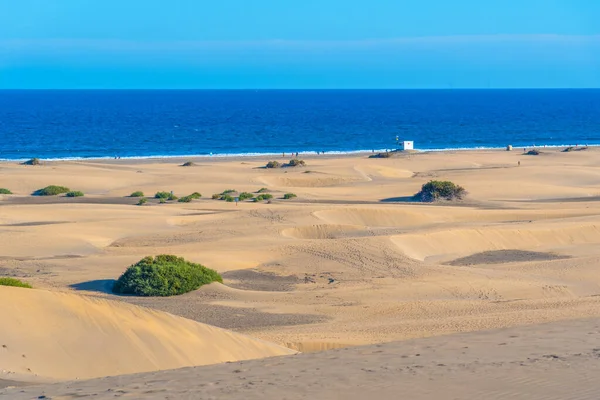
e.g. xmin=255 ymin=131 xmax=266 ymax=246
xmin=0 ymin=286 xmax=295 ymax=382
xmin=2 ymin=147 xmax=600 ymax=394
xmin=3 ymin=318 xmax=600 ymax=399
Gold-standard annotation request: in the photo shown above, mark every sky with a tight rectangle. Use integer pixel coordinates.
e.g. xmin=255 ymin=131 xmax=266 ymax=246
xmin=1 ymin=0 xmax=600 ymax=89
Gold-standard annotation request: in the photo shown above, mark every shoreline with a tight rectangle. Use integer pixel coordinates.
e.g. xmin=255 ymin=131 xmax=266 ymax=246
xmin=0 ymin=143 xmax=595 ymax=164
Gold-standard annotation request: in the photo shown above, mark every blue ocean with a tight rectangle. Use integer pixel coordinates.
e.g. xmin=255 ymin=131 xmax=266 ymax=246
xmin=1 ymin=89 xmax=600 ymax=160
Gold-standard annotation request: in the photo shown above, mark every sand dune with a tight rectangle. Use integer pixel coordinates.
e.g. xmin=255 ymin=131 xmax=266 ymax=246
xmin=0 ymin=286 xmax=295 ymax=382
xmin=281 ymin=224 xmax=364 ymax=239
xmin=392 ymin=220 xmax=600 ymax=261
xmin=4 ymin=318 xmax=600 ymax=399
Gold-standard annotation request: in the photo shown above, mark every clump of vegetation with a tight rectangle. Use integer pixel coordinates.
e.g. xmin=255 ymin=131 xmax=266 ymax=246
xmin=223 ymin=195 xmax=235 ymax=202
xmin=266 ymin=161 xmax=281 ymax=169
xmin=212 ymin=193 xmax=221 ymax=200
xmin=137 ymin=198 xmax=148 ymax=206
xmin=155 ymin=191 xmax=178 ymax=201
xmin=414 ymin=180 xmax=466 ymax=202
xmin=112 ymin=255 xmax=222 ymax=297
xmin=190 ymin=192 xmax=202 ymax=199
xmin=238 ymin=192 xmax=254 ymax=201
xmin=178 ymin=196 xmax=193 ymax=202
xmin=34 ymin=185 xmax=70 ymax=196
xmin=22 ymin=158 xmax=41 ymax=166
xmin=369 ymin=152 xmax=393 ymax=159
xmin=66 ymin=191 xmax=84 ymax=197
xmin=0 ymin=188 xmax=13 ymax=194
xmin=130 ymin=191 xmax=145 ymax=197
xmin=256 ymin=193 xmax=274 ymax=201
xmin=283 ymin=193 xmax=297 ymax=199
xmin=155 ymin=191 xmax=171 ymax=199
xmin=256 ymin=188 xmax=269 ymax=193
xmin=181 ymin=161 xmax=196 ymax=167
xmin=212 ymin=190 xmax=238 ymax=200
xmin=0 ymin=277 xmax=32 ymax=288
xmin=222 ymin=189 xmax=236 ymax=194
xmin=286 ymin=159 xmax=306 ymax=167
xmin=159 ymin=198 xmax=166 ymax=204
xmin=525 ymin=149 xmax=540 ymax=156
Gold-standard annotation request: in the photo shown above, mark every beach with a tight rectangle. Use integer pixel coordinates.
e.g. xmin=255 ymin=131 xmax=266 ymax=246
xmin=2 ymin=147 xmax=600 ymax=395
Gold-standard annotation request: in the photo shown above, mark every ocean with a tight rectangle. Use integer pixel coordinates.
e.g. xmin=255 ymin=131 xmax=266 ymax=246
xmin=1 ymin=89 xmax=600 ymax=160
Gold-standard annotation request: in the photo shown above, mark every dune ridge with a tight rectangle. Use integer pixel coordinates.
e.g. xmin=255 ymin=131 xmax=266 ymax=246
xmin=0 ymin=286 xmax=295 ymax=382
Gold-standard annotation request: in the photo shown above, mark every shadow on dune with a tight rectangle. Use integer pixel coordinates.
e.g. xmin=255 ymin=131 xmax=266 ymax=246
xmin=379 ymin=196 xmax=416 ymax=203
xmin=70 ymin=279 xmax=116 ymax=294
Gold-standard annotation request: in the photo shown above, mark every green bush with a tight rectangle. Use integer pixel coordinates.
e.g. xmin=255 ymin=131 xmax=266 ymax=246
xmin=155 ymin=191 xmax=171 ymax=199
xmin=287 ymin=159 xmax=306 ymax=167
xmin=130 ymin=191 xmax=145 ymax=197
xmin=190 ymin=192 xmax=202 ymax=199
xmin=266 ymin=161 xmax=281 ymax=169
xmin=168 ymin=193 xmax=178 ymax=201
xmin=178 ymin=196 xmax=193 ymax=203
xmin=34 ymin=185 xmax=70 ymax=196
xmin=256 ymin=187 xmax=269 ymax=193
xmin=221 ymin=189 xmax=237 ymax=194
xmin=0 ymin=277 xmax=32 ymax=288
xmin=112 ymin=255 xmax=222 ymax=297
xmin=283 ymin=193 xmax=297 ymax=199
xmin=414 ymin=180 xmax=466 ymax=202
xmin=212 ymin=193 xmax=222 ymax=200
xmin=369 ymin=152 xmax=392 ymax=159
xmin=223 ymin=194 xmax=235 ymax=202
xmin=0 ymin=188 xmax=12 ymax=194
xmin=137 ymin=198 xmax=148 ymax=206
xmin=238 ymin=192 xmax=254 ymax=201
xmin=22 ymin=158 xmax=41 ymax=166
xmin=66 ymin=191 xmax=84 ymax=197
xmin=256 ymin=193 xmax=274 ymax=201
xmin=159 ymin=198 xmax=166 ymax=204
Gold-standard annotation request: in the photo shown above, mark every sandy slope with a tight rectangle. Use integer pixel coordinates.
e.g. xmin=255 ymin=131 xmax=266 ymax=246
xmin=0 ymin=286 xmax=295 ymax=382
xmin=3 ymin=318 xmax=600 ymax=399
xmin=3 ymin=148 xmax=600 ymax=386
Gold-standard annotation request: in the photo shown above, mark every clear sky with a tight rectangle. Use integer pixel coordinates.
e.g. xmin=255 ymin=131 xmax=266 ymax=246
xmin=1 ymin=0 xmax=600 ymax=88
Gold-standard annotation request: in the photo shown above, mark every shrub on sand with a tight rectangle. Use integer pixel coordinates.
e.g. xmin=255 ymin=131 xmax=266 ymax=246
xmin=256 ymin=188 xmax=269 ymax=193
xmin=369 ymin=152 xmax=392 ymax=159
xmin=223 ymin=194 xmax=235 ymax=202
xmin=22 ymin=158 xmax=41 ymax=166
xmin=287 ymin=159 xmax=306 ymax=167
xmin=414 ymin=180 xmax=466 ymax=202
xmin=256 ymin=193 xmax=274 ymax=201
xmin=0 ymin=188 xmax=12 ymax=194
xmin=189 ymin=192 xmax=202 ymax=199
xmin=66 ymin=191 xmax=84 ymax=197
xmin=159 ymin=198 xmax=166 ymax=204
xmin=112 ymin=254 xmax=222 ymax=297
xmin=283 ymin=193 xmax=297 ymax=199
xmin=238 ymin=192 xmax=254 ymax=201
xmin=34 ymin=185 xmax=70 ymax=196
xmin=130 ymin=191 xmax=145 ymax=197
xmin=178 ymin=196 xmax=192 ymax=203
xmin=221 ymin=189 xmax=237 ymax=194
xmin=137 ymin=198 xmax=148 ymax=206
xmin=266 ymin=161 xmax=281 ymax=169
xmin=168 ymin=193 xmax=178 ymax=201
xmin=0 ymin=277 xmax=32 ymax=288
xmin=212 ymin=193 xmax=222 ymax=200
xmin=155 ymin=191 xmax=171 ymax=199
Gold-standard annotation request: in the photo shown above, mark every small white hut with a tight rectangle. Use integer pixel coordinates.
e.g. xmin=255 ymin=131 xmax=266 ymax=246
xmin=401 ymin=141 xmax=414 ymax=151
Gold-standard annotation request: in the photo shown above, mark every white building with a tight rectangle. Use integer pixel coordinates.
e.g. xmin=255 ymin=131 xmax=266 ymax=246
xmin=401 ymin=141 xmax=414 ymax=151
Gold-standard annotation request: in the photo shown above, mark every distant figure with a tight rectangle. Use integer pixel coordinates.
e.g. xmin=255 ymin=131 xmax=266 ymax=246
xmin=518 ymin=161 xmax=521 ymax=166
xmin=283 ymin=152 xmax=285 ymax=158
xmin=295 ymin=152 xmax=299 ymax=157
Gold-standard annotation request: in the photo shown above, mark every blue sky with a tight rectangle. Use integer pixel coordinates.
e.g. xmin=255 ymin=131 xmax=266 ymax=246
xmin=1 ymin=0 xmax=600 ymax=88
